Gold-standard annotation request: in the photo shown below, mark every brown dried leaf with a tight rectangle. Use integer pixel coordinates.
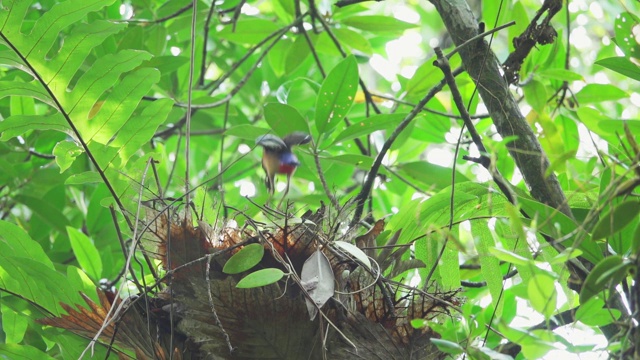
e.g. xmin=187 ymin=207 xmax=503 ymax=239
xmin=355 ymin=219 xmax=385 ymax=257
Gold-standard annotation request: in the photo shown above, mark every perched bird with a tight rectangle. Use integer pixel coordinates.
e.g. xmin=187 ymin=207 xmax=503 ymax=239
xmin=256 ymin=132 xmax=311 ymax=205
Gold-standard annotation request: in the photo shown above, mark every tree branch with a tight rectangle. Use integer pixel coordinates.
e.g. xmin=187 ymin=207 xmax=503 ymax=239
xmin=429 ymin=0 xmax=573 ymax=219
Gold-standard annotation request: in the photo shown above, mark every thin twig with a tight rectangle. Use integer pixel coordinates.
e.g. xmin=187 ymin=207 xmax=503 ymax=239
xmin=184 ymin=0 xmax=199 ymax=208
xmin=349 ymin=70 xmax=450 ymax=226
xmin=445 ymin=21 xmax=515 ymax=59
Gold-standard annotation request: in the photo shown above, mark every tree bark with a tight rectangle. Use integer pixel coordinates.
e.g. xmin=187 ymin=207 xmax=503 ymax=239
xmin=429 ymin=0 xmax=573 ymax=219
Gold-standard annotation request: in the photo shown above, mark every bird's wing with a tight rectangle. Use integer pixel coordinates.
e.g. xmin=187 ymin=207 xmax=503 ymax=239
xmin=256 ymin=134 xmax=287 ymax=150
xmin=283 ymin=132 xmax=312 ymax=148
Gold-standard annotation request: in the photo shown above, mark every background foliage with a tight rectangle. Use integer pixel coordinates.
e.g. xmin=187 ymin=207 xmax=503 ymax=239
xmin=0 ymin=0 xmax=639 ymax=358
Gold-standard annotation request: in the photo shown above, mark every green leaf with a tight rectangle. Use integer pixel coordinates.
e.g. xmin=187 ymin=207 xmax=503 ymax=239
xmin=0 ymin=0 xmax=116 ymax=60
xmin=580 ymin=255 xmax=632 ymax=303
xmin=575 ymin=297 xmax=620 ymax=326
xmin=101 ymin=98 xmax=173 ymax=166
xmin=499 ymin=324 xmax=556 ymax=359
xmin=592 ymin=199 xmax=640 ymax=240
xmin=217 ymin=19 xmax=281 ymax=45
xmin=0 ymin=344 xmax=55 ymax=360
xmin=468 ymin=346 xmax=514 ymax=360
xmin=67 ymin=227 xmax=103 ymax=280
xmin=315 ymin=55 xmax=359 ymax=136
xmin=519 ymin=336 xmax=557 ymax=360
xmin=0 ymin=256 xmax=81 ymax=316
xmin=489 ymin=247 xmax=530 ymax=267
xmin=537 ymin=68 xmax=584 ymax=82
xmin=53 ymin=141 xmax=82 ymax=173
xmin=66 ymin=51 xmax=152 ymax=123
xmin=518 ymin=197 xmax=603 ymax=264
xmin=1 ymin=305 xmax=28 ymax=344
xmin=0 ymin=114 xmax=69 ymax=141
xmin=67 ymin=266 xmax=100 ymax=304
xmin=223 ymin=243 xmax=265 ymax=274
xmin=396 ymin=161 xmax=470 ymax=191
xmin=326 ymin=154 xmax=374 ymax=169
xmin=236 ymin=268 xmax=284 ymax=288
xmin=632 ymin=222 xmax=640 ymax=256
xmin=527 ymin=273 xmax=557 ymax=319
xmin=10 ymin=91 xmax=35 ymax=117
xmin=145 ymin=55 xmax=189 ymax=75
xmin=268 ymin=39 xmax=290 ymax=77
xmin=342 ymin=16 xmax=418 ymax=34
xmin=38 ymin=20 xmax=126 ymax=90
xmin=523 ymin=79 xmax=547 ymax=113
xmin=439 ymin=242 xmax=460 ymax=290
xmin=544 ymin=149 xmax=577 ymax=177
xmin=332 ymin=113 xmax=406 ymax=145
xmin=14 ymin=195 xmax=69 ymax=234
xmin=474 ymin=223 xmax=503 ymax=315
xmin=548 ymin=248 xmax=582 ymax=265
xmin=0 ymin=81 xmax=54 ymax=107
xmin=264 ymin=103 xmax=309 ymax=137
xmin=595 ymin=57 xmax=640 ymax=81
xmin=82 ymin=67 xmax=159 ymax=142
xmin=613 ymin=12 xmax=640 ymax=59
xmin=0 ymin=221 xmax=54 ymax=268
xmin=430 ymin=338 xmax=464 ymax=355
xmin=0 ymin=0 xmax=168 ymax=215
xmin=333 ymin=27 xmax=373 ymax=55
xmin=65 ymin=171 xmax=103 ymax=185
xmin=225 ymin=124 xmax=272 ymax=140
xmin=410 ymin=318 xmax=427 ymax=329
xmin=284 ymin=35 xmax=312 ymax=74
xmin=575 ymin=84 xmax=628 ymax=104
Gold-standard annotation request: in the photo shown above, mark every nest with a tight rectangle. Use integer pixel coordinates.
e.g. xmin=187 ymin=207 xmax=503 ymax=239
xmin=41 ymin=204 xmax=460 ymax=359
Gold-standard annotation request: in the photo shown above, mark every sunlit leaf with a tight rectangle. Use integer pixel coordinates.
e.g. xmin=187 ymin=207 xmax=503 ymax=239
xmin=575 ymin=297 xmax=621 ymax=326
xmin=595 ymin=57 xmax=640 ymax=81
xmin=53 ymin=141 xmax=83 ymax=173
xmin=537 ymin=68 xmax=584 ymax=82
xmin=575 ymin=84 xmax=628 ymax=104
xmin=527 ymin=274 xmax=557 ymax=319
xmin=315 ymin=55 xmax=359 ymax=136
xmin=67 ymin=227 xmax=103 ymax=280
xmin=284 ymin=35 xmax=312 ymax=74
xmin=334 ymin=27 xmax=373 ymax=55
xmin=1 ymin=304 xmax=28 ymax=344
xmin=397 ymin=161 xmax=470 ymax=191
xmin=523 ymin=79 xmax=547 ymax=113
xmin=613 ymin=12 xmax=640 ymax=59
xmin=489 ymin=247 xmax=530 ymax=267
xmin=217 ymin=19 xmax=281 ymax=45
xmin=332 ymin=113 xmax=407 ymax=145
xmin=342 ymin=16 xmax=418 ymax=34
xmin=474 ymin=223 xmax=503 ymax=315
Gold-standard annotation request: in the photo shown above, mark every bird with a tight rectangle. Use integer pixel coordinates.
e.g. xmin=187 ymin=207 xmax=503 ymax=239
xmin=256 ymin=132 xmax=312 ymax=206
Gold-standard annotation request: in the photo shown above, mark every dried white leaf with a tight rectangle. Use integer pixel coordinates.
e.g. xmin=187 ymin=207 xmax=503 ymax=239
xmin=301 ymin=250 xmax=335 ymax=320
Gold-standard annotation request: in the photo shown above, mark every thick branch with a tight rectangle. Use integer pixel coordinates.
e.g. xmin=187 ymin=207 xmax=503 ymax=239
xmin=429 ymin=0 xmax=573 ymax=219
